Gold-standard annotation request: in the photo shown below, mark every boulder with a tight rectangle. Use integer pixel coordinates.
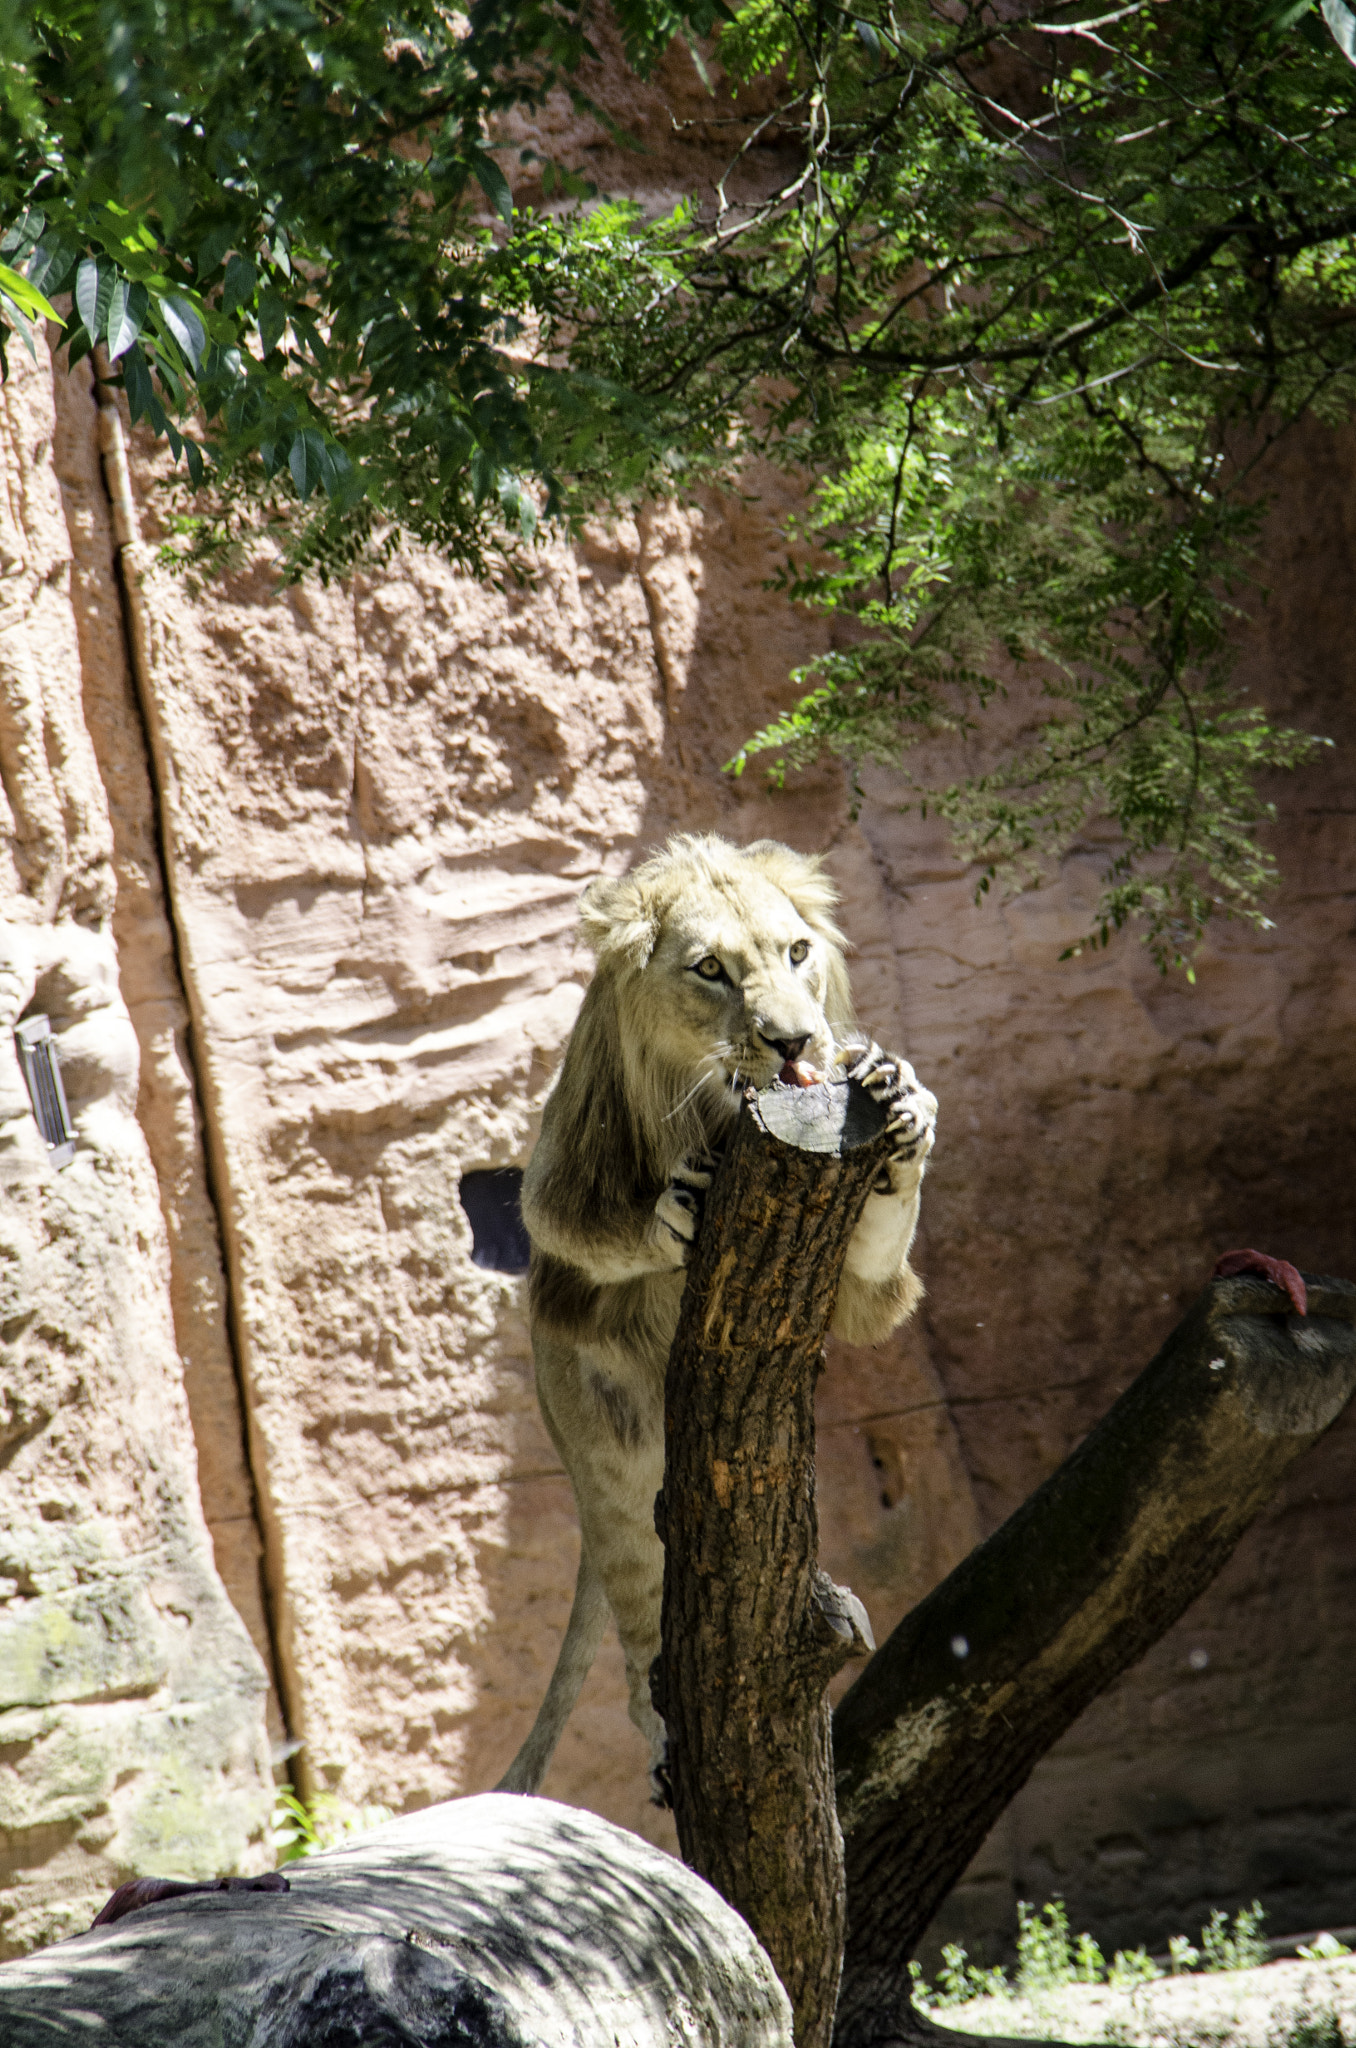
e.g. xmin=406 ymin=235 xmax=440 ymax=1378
xmin=0 ymin=1793 xmax=793 ymax=2046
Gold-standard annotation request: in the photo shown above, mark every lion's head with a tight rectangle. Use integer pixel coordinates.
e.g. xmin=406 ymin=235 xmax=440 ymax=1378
xmin=573 ymin=834 xmax=857 ymax=1163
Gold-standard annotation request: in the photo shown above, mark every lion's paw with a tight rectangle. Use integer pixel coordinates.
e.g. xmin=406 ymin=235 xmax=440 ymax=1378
xmin=846 ymin=1042 xmax=937 ymax=1188
xmin=652 ymin=1148 xmax=722 ymax=1266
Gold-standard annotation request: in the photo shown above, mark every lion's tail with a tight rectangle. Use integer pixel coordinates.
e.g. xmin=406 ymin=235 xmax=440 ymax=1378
xmin=496 ymin=1546 xmax=609 ymax=1794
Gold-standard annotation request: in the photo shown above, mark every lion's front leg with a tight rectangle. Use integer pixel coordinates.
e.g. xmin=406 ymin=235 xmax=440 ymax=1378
xmin=833 ymin=1043 xmax=937 ymax=1345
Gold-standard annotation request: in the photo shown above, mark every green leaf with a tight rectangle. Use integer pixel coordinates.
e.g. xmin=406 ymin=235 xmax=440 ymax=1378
xmin=105 ymin=278 xmax=148 ymax=360
xmin=196 ymin=224 xmax=233 ymax=277
xmin=683 ymin=37 xmax=714 ymax=93
xmin=0 ymin=261 xmax=59 ymax=325
xmin=471 ymin=151 xmax=513 ymax=226
xmin=257 ymin=290 xmax=286 ymax=357
xmin=184 ymin=437 xmax=205 ymax=488
xmin=321 ymin=442 xmax=364 ymax=507
xmin=0 ymin=210 xmax=45 ymax=263
xmin=75 ymin=257 xmax=114 ymax=345
xmin=121 ymin=341 xmax=153 ymax=422
xmin=222 ymin=254 xmax=257 ymax=316
xmin=469 ymin=442 xmax=495 ymax=504
xmin=0 ymin=295 xmax=38 ymax=359
xmin=25 ymin=238 xmax=78 ymax=301
xmin=160 ymin=294 xmax=207 ymax=370
xmin=289 ymin=427 xmax=325 ymax=500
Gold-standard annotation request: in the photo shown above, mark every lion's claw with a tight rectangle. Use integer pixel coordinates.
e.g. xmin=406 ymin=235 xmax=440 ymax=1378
xmin=845 ymin=1041 xmax=937 ymax=1181
xmin=654 ymin=1147 xmax=725 ymax=1259
xmin=649 ymin=1741 xmax=674 ymax=1810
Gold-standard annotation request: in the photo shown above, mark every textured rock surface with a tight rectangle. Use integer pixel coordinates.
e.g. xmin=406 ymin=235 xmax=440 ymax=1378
xmin=0 ymin=344 xmax=274 ymax=1955
xmin=0 ymin=1793 xmax=793 ymax=2047
xmin=48 ymin=361 xmax=282 ymax=1733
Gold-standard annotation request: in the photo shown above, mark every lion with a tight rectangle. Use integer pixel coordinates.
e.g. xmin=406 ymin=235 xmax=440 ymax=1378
xmin=496 ymin=833 xmax=937 ymax=1800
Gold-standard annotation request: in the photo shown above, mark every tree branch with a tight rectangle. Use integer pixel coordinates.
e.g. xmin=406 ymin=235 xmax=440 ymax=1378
xmin=832 ymin=1270 xmax=1356 ymax=2048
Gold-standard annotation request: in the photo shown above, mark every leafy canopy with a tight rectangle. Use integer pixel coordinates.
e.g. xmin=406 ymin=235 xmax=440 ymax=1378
xmin=3 ymin=1 xmax=1355 ymax=964
xmin=0 ymin=0 xmax=721 ymax=576
xmin=550 ymin=0 xmax=1356 ymax=967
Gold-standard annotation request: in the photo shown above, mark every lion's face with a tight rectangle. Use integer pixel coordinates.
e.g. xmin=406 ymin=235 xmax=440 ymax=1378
xmin=579 ymin=836 xmax=855 ymax=1133
xmin=644 ymin=873 xmax=840 ymax=1097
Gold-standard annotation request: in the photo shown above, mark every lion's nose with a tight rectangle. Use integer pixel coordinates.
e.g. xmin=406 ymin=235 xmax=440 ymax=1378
xmin=762 ymin=1031 xmax=810 ymax=1063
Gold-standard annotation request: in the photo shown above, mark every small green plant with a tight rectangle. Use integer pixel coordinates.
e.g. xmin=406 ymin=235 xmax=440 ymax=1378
xmin=1076 ymin=1933 xmax=1108 ymax=1984
xmin=911 ymin=1892 xmax=1285 ymax=2014
xmin=1201 ymin=1903 xmax=1268 ymax=1973
xmin=1108 ymin=1947 xmax=1163 ymax=1989
xmin=920 ymin=1944 xmax=1010 ymax=2007
xmin=907 ymin=1960 xmax=935 ymax=2012
xmin=1297 ymin=1936 xmax=1352 ymax=1961
xmin=272 ymin=1788 xmax=394 ymax=1866
xmin=1018 ymin=1898 xmax=1077 ymax=1993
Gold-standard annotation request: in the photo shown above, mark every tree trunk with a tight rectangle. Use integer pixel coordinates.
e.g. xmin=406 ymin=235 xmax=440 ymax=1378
xmin=658 ymin=1077 xmax=889 ymax=2048
xmin=832 ymin=1268 xmax=1356 ymax=2048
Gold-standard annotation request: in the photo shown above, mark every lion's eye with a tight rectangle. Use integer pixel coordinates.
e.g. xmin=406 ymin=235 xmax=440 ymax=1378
xmin=789 ymin=939 xmax=810 ymax=965
xmin=694 ymin=956 xmax=724 ymax=982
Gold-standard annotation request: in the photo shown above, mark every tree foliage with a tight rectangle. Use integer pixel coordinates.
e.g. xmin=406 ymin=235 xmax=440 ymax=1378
xmin=3 ymin=2 xmax=1355 ymax=962
xmin=554 ymin=0 xmax=1356 ymax=966
xmin=0 ymin=0 xmax=720 ymax=577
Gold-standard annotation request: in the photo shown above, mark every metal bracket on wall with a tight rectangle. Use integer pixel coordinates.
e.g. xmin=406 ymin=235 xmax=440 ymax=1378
xmin=15 ymin=1015 xmax=77 ymax=1167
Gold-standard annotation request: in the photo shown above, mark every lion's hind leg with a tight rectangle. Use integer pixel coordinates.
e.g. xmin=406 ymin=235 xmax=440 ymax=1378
xmin=497 ymin=1545 xmax=609 ymax=1794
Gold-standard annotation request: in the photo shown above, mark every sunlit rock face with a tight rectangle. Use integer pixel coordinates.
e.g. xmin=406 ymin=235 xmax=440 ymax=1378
xmin=0 ymin=35 xmax=1353 ymax=1959
xmin=0 ymin=343 xmax=273 ymax=1956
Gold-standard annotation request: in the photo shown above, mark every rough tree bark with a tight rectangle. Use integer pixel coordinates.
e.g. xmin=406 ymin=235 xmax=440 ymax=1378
xmin=658 ymin=1072 xmax=1356 ymax=2048
xmin=657 ymin=1075 xmax=890 ymax=2048
xmin=831 ymin=1268 xmax=1356 ymax=2048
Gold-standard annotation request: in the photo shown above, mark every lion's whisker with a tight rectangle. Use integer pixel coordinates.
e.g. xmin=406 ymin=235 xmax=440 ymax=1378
xmin=663 ymin=1070 xmax=716 ymax=1122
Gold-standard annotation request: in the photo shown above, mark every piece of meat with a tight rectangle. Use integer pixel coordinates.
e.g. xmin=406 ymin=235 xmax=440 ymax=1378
xmin=1212 ymin=1249 xmax=1307 ymax=1317
xmin=91 ymin=1871 xmax=290 ymax=1929
xmin=777 ymin=1059 xmax=821 ymax=1088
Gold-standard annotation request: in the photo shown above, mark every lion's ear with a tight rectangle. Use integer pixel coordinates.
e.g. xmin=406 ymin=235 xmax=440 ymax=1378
xmin=742 ymin=841 xmax=844 ymax=943
xmin=578 ymin=874 xmax=660 ymax=970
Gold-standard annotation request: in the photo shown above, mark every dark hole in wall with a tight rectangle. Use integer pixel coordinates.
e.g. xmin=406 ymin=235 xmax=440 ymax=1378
xmin=459 ymin=1169 xmax=531 ymax=1274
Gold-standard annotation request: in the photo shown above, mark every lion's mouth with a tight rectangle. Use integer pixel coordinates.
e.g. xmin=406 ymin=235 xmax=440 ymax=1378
xmin=722 ymin=1046 xmax=829 ymax=1092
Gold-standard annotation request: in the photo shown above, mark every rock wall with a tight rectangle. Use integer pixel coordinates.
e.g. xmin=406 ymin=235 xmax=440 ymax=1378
xmin=0 ymin=344 xmax=273 ymax=1955
xmin=0 ymin=46 xmax=1354 ymax=1950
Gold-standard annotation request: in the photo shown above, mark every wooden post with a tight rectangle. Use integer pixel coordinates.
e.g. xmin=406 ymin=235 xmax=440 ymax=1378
xmin=657 ymin=1076 xmax=891 ymax=2048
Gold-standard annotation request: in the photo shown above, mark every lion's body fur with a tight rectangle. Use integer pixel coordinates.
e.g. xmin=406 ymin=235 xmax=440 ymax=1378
xmin=497 ymin=834 xmax=932 ymax=1796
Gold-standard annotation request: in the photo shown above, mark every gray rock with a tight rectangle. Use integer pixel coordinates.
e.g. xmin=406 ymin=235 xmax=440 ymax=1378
xmin=0 ymin=1793 xmax=794 ymax=2046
